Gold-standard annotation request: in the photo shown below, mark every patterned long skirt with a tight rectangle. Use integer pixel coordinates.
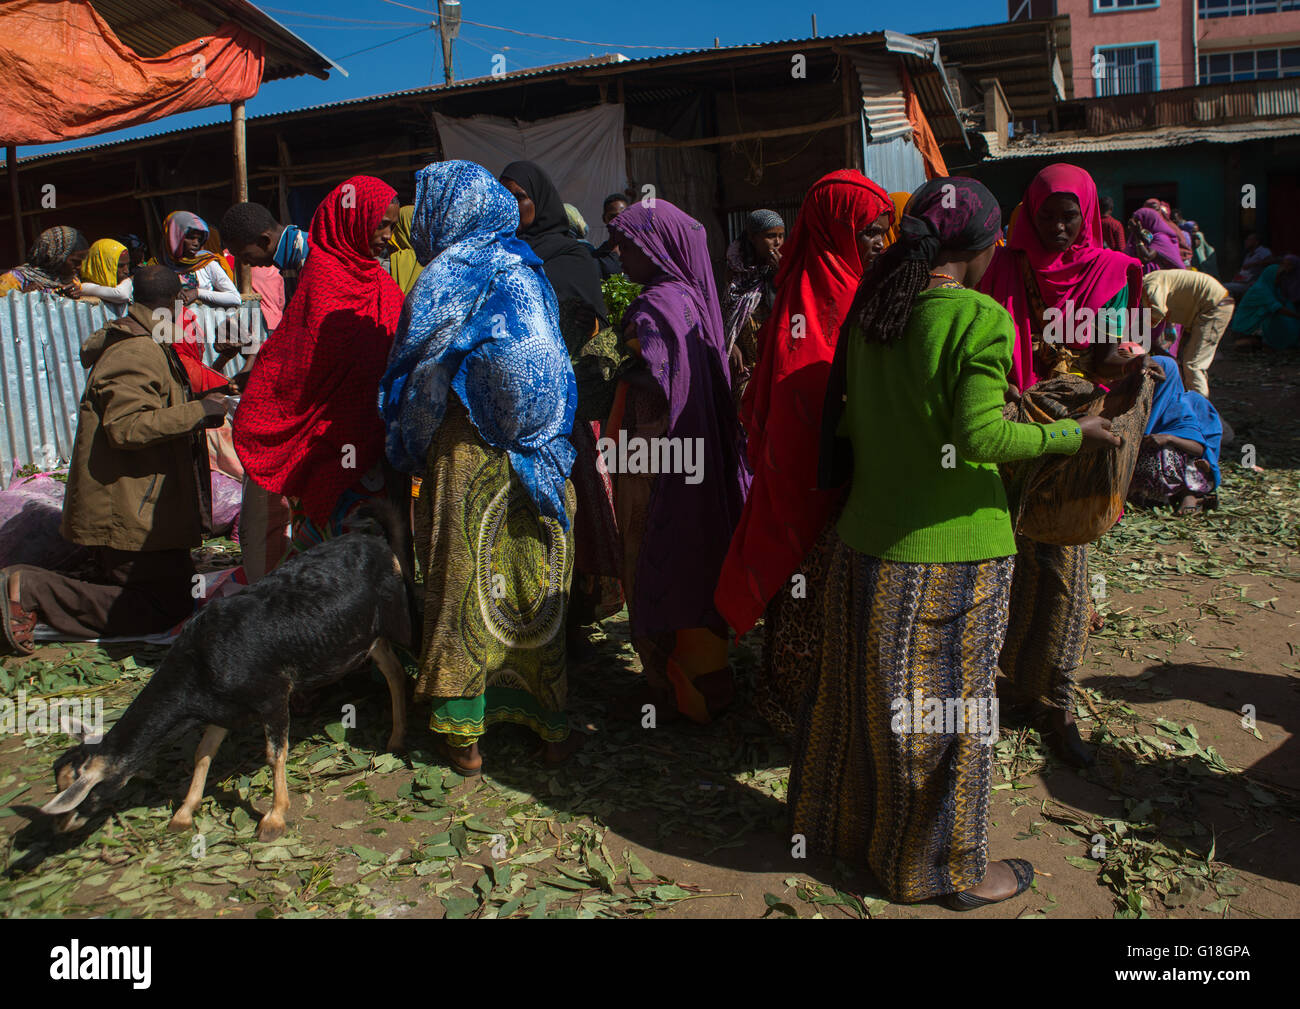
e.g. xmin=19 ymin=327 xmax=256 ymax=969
xmin=788 ymin=528 xmax=1014 ymax=904
xmin=1128 ymin=444 xmax=1216 ymax=509
xmin=415 ymin=396 xmax=575 ymax=745
xmin=567 ymin=420 xmax=624 ymax=626
xmin=756 ymin=513 xmax=837 ymax=742
xmin=999 ymin=536 xmax=1090 ymax=710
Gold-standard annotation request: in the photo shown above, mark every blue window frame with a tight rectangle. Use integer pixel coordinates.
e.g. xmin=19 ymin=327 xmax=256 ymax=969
xmin=1094 ymin=43 xmax=1160 ymax=97
xmin=1094 ymin=0 xmax=1160 ymax=11
xmin=1199 ymin=46 xmax=1300 ymax=83
xmin=1198 ymin=0 xmax=1300 ymax=17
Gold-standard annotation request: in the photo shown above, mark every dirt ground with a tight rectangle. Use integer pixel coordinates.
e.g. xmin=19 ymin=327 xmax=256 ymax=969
xmin=1 ymin=346 xmax=1296 ymax=919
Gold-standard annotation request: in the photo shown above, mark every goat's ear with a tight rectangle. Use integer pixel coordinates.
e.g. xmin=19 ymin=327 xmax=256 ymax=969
xmin=41 ymin=762 xmax=105 ymax=815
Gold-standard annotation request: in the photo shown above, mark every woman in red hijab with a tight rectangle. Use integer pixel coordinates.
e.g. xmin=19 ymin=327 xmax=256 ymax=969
xmin=713 ymin=169 xmax=893 ymax=737
xmin=978 ymin=164 xmax=1145 ymax=768
xmin=234 ymin=176 xmax=403 ymax=553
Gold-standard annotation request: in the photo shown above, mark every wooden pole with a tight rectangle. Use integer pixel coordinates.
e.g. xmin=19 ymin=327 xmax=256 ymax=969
xmin=231 ymin=100 xmax=251 ymax=295
xmin=6 ymin=146 xmax=23 ymax=258
xmin=276 ymin=134 xmax=291 ymax=224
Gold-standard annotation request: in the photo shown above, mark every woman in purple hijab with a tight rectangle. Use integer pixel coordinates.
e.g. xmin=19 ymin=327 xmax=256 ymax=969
xmin=1126 ymin=207 xmax=1185 ymax=274
xmin=606 ymin=199 xmax=750 ymax=723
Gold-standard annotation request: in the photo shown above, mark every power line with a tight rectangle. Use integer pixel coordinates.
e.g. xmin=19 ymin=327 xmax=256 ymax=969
xmin=375 ymin=0 xmax=700 ymax=50
xmin=257 ymin=5 xmax=428 ymax=26
xmin=337 ymin=25 xmax=435 ymax=61
xmin=282 ymin=23 xmax=429 ymax=31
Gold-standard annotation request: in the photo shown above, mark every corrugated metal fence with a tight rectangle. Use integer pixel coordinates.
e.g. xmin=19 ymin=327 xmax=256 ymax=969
xmin=1 ymin=292 xmax=263 ymax=487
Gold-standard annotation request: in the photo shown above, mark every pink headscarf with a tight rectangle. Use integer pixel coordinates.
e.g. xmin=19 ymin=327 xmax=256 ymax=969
xmin=979 ymin=163 xmax=1141 ymax=391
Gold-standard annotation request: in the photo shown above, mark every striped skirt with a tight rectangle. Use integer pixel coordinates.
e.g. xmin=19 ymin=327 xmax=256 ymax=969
xmin=999 ymin=536 xmax=1091 ymax=710
xmin=788 ymin=527 xmax=1014 ymax=903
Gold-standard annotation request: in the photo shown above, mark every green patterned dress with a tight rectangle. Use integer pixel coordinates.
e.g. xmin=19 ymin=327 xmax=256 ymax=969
xmin=415 ymin=395 xmax=576 ymax=745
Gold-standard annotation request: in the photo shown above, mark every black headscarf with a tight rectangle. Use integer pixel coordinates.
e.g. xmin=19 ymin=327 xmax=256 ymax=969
xmin=500 ymin=160 xmax=607 ymax=323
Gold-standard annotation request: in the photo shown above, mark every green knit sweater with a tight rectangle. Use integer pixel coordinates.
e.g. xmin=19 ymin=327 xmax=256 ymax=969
xmin=837 ymin=286 xmax=1083 ymax=563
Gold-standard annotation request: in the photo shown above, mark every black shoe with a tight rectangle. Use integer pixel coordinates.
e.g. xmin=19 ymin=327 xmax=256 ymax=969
xmin=947 ymin=858 xmax=1035 ymax=911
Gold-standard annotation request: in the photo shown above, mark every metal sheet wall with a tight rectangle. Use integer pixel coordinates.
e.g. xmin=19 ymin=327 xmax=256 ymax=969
xmin=1 ymin=293 xmax=262 ymax=486
xmin=862 ymin=132 xmax=927 ymax=196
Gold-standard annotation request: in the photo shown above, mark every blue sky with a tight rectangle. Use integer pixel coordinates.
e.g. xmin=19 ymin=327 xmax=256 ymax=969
xmin=19 ymin=0 xmax=1007 ymax=158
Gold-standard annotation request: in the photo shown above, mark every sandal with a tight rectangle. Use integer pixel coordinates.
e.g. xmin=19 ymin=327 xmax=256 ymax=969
xmin=0 ymin=570 xmax=36 ymax=657
xmin=946 ymin=858 xmax=1035 ymax=911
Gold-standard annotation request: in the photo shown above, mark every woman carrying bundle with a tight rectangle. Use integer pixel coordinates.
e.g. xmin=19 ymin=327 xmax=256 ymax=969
xmin=790 ymin=177 xmax=1119 ymax=909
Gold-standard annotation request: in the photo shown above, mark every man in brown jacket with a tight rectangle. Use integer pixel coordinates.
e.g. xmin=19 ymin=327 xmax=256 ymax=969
xmin=2 ymin=266 xmax=229 ymax=654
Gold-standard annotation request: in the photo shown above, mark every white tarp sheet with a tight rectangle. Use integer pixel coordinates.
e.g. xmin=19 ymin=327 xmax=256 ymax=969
xmin=433 ymin=103 xmax=627 ymax=245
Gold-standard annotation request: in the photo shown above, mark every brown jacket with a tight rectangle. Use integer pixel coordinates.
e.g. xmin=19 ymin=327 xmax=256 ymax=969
xmin=61 ymin=303 xmax=212 ymax=551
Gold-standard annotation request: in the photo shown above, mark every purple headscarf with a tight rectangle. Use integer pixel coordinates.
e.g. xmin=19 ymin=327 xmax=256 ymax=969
xmin=1128 ymin=207 xmax=1184 ymax=273
xmin=610 ymin=199 xmax=750 ymax=637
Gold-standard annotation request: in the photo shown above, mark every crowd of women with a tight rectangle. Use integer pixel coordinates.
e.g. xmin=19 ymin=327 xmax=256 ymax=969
xmin=1 ymin=155 xmax=1287 ymax=912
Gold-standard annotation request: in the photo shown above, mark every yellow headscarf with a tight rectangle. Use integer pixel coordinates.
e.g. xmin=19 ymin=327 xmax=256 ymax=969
xmin=885 ymin=192 xmax=910 ymax=245
xmin=387 ymin=205 xmax=423 ymax=295
xmin=81 ymin=239 xmax=127 ymax=287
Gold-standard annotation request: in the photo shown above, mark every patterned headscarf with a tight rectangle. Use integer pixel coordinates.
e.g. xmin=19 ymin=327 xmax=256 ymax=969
xmin=80 ymin=238 xmax=127 ymax=287
xmin=379 ymin=161 xmax=576 ymax=527
xmin=9 ymin=226 xmax=88 ymax=289
xmin=895 ymin=177 xmax=1003 ymax=261
xmin=745 ymin=209 xmax=784 ymax=235
xmin=155 ymin=211 xmax=234 ymax=281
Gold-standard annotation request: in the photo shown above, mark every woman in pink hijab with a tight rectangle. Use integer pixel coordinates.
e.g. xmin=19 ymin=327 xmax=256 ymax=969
xmin=979 ymin=164 xmax=1145 ymax=770
xmin=981 ymin=163 xmax=1142 ymax=396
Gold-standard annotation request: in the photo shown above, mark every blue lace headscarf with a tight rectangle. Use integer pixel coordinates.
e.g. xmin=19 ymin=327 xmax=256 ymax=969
xmin=378 ymin=161 xmax=577 ymax=527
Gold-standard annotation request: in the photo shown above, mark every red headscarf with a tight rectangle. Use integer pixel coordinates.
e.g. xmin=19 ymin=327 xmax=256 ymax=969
xmin=979 ymin=163 xmax=1140 ymax=391
xmin=234 ymin=176 xmax=402 ymax=522
xmin=714 ymin=169 xmax=893 ymax=635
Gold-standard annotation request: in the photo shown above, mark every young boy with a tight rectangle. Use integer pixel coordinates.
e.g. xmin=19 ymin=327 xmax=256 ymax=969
xmin=1141 ymin=269 xmax=1234 ymax=397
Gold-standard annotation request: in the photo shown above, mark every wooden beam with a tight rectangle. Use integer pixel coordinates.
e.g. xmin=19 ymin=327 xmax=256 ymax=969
xmin=626 ymin=114 xmax=859 ymax=149
xmin=6 ymin=146 xmax=23 ymax=255
xmin=231 ymin=100 xmax=250 ymax=295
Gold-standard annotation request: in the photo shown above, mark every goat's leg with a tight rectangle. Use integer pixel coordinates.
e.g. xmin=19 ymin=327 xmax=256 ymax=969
xmin=369 ymin=639 xmax=408 ymax=754
xmin=168 ymin=724 xmax=228 ymax=832
xmin=256 ymin=714 xmax=291 ymax=842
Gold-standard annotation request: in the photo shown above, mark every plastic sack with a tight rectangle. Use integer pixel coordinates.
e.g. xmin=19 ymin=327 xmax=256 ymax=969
xmin=1001 ymin=371 xmax=1154 ymax=546
xmin=0 ymin=470 xmax=92 ymax=571
xmin=211 ymin=472 xmax=242 ymax=536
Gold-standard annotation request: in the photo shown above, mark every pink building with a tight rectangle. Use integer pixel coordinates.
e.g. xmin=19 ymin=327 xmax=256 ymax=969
xmin=1009 ymin=0 xmax=1300 ymax=97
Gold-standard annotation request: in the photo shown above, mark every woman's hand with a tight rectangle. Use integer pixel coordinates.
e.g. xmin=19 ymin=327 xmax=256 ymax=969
xmin=1079 ymin=415 xmax=1122 ymax=447
xmin=180 ymin=288 xmax=200 ymax=305
xmin=1142 ymin=357 xmax=1166 ymax=381
xmin=1004 ymin=383 xmax=1021 ymax=404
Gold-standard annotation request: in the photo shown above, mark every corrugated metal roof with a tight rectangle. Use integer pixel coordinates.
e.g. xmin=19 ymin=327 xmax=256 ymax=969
xmin=90 ymin=0 xmax=336 ymax=81
xmin=852 ymin=55 xmax=912 ymax=142
xmin=5 ymin=19 xmax=1060 ymax=167
xmin=985 ymin=116 xmax=1300 ymax=157
xmin=1 ymin=292 xmax=262 ymax=484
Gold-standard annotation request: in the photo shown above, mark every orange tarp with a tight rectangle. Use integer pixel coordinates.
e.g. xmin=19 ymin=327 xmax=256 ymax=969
xmin=900 ymin=64 xmax=949 ymax=180
xmin=0 ymin=1 xmax=265 ymax=146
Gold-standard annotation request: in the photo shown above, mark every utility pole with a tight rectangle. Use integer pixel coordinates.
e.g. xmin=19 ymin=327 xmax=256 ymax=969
xmin=438 ymin=0 xmax=461 ymax=85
